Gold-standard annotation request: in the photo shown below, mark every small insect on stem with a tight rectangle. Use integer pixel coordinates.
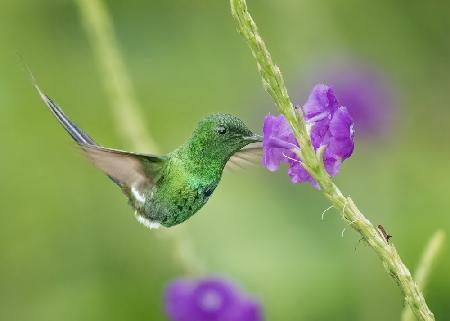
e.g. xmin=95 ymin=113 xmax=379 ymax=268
xmin=377 ymin=225 xmax=392 ymax=243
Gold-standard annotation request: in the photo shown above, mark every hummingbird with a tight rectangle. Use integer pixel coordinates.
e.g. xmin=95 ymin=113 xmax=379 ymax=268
xmin=33 ymin=83 xmax=262 ymax=229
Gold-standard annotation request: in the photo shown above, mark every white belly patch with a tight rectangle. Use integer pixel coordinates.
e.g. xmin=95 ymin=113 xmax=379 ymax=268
xmin=135 ymin=211 xmax=161 ymax=229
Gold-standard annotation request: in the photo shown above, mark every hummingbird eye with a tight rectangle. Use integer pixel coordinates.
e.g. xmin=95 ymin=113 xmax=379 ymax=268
xmin=217 ymin=126 xmax=227 ymax=135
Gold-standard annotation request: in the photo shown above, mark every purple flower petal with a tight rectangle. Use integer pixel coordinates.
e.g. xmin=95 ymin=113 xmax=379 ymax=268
xmin=165 ymin=279 xmax=196 ymax=321
xmin=327 ymin=137 xmax=354 ymax=160
xmin=329 ymin=107 xmax=354 ymax=140
xmin=302 ymin=84 xmax=339 ymax=121
xmin=323 ymin=154 xmax=341 ymax=177
xmin=262 ymin=113 xmax=298 ymax=171
xmin=165 ymin=277 xmax=263 ymax=321
xmin=229 ymin=299 xmax=264 ymax=321
xmin=326 ymin=106 xmax=355 ymax=159
xmin=310 ymin=118 xmax=331 ymax=149
xmin=287 ymin=160 xmax=320 ymax=189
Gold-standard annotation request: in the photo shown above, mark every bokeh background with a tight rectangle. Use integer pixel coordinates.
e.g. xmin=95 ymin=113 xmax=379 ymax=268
xmin=1 ymin=0 xmax=449 ymax=320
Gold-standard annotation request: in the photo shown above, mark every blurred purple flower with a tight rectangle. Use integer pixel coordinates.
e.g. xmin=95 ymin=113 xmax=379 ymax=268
xmin=304 ymin=58 xmax=394 ymax=137
xmin=263 ymin=84 xmax=354 ymax=187
xmin=165 ymin=277 xmax=263 ymax=321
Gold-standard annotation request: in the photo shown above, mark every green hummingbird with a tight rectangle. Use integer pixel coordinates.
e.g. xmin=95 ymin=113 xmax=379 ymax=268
xmin=33 ymin=83 xmax=262 ymax=229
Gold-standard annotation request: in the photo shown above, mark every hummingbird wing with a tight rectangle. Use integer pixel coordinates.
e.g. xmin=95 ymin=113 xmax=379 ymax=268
xmin=32 ymin=77 xmax=165 ymax=191
xmin=225 ymin=142 xmax=262 ymax=170
xmin=80 ymin=145 xmax=165 ymax=191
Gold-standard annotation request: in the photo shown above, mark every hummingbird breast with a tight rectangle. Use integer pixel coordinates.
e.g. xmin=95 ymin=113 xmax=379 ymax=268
xmin=137 ymin=158 xmax=220 ymax=227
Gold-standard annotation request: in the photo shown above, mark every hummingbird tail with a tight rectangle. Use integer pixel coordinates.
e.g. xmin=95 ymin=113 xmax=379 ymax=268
xmin=35 ymin=86 xmax=97 ymax=146
xmin=31 ymin=77 xmax=124 ymax=187
xmin=30 ymin=72 xmax=167 ymax=191
xmin=23 ymin=63 xmax=97 ymax=146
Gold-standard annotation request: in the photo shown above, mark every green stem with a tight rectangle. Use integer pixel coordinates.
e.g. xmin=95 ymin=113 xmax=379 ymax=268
xmin=401 ymin=231 xmax=445 ymax=321
xmin=75 ymin=0 xmax=205 ymax=276
xmin=230 ymin=1 xmax=435 ymax=320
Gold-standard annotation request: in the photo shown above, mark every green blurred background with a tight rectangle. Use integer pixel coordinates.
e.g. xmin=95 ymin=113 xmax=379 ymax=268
xmin=1 ymin=0 xmax=449 ymax=320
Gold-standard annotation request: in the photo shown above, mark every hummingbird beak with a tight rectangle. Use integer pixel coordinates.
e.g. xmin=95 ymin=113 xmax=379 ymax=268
xmin=244 ymin=133 xmax=263 ymax=143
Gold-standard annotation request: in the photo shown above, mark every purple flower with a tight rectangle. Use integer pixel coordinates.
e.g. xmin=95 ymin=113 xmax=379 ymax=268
xmin=164 ymin=277 xmax=263 ymax=321
xmin=262 ymin=84 xmax=354 ymax=187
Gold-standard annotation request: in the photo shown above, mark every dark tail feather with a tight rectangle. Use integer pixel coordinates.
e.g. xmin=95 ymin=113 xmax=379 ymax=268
xmin=31 ymin=78 xmax=122 ymax=187
xmin=23 ymin=62 xmax=97 ymax=146
xmin=35 ymin=86 xmax=97 ymax=146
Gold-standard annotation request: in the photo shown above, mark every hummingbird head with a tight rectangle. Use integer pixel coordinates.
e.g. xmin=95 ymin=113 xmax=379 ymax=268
xmin=185 ymin=113 xmax=262 ymax=164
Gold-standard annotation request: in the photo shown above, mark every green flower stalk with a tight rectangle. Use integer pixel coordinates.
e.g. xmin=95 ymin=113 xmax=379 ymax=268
xmin=76 ymin=0 xmax=157 ymax=153
xmin=230 ymin=1 xmax=435 ymax=320
xmin=401 ymin=230 xmax=445 ymax=321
